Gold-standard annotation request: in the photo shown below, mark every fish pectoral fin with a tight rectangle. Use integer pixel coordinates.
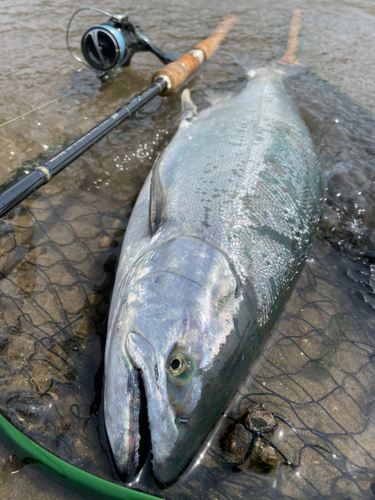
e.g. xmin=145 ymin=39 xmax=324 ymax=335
xmin=149 ymin=149 xmax=166 ymax=236
xmin=181 ymin=89 xmax=198 ymax=123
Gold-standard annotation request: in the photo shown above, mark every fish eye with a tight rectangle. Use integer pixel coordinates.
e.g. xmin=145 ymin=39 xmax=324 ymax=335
xmin=166 ymin=352 xmax=196 ymax=386
xmin=169 ymin=355 xmax=184 ymax=375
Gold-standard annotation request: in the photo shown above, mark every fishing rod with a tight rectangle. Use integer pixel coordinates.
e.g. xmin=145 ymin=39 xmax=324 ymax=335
xmin=0 ymin=12 xmax=236 ymax=219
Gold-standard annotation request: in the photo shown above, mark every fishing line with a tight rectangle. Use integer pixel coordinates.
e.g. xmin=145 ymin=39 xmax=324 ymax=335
xmin=0 ymin=90 xmax=82 ymax=129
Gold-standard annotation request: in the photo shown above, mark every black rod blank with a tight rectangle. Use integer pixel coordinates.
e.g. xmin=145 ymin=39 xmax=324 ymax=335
xmin=0 ymin=79 xmax=167 ymax=218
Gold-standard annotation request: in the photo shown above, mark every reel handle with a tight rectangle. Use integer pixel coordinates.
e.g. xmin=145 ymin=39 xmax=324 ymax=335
xmin=152 ymin=15 xmax=237 ymax=96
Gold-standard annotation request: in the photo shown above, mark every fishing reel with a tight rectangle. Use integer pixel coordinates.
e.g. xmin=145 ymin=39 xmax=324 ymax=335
xmin=67 ymin=7 xmax=177 ymax=79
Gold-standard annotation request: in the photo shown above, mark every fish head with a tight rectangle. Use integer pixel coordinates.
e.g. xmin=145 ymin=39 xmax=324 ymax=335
xmin=104 ymin=237 xmax=256 ymax=484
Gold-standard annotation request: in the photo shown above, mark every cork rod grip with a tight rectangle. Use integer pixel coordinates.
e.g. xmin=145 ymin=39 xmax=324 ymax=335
xmin=152 ymin=15 xmax=237 ymax=96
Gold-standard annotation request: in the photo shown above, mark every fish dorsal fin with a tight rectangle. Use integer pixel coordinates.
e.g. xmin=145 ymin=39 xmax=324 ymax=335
xmin=181 ymin=89 xmax=198 ymax=124
xmin=149 ymin=149 xmax=166 ymax=236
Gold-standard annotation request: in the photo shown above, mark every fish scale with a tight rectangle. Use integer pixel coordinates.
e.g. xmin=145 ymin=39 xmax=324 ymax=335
xmin=153 ymin=71 xmax=320 ymax=324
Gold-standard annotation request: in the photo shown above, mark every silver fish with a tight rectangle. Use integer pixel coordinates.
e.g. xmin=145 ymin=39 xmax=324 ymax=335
xmin=104 ymin=67 xmax=321 ymax=484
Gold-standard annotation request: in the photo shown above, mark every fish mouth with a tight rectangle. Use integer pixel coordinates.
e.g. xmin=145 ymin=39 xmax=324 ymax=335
xmin=123 ymin=374 xmax=151 ymax=480
xmin=104 ymin=327 xmax=194 ymax=484
xmin=124 ymin=332 xmax=180 ymax=483
xmin=105 ymin=328 xmax=238 ymax=485
xmin=104 ymin=357 xmax=142 ymax=480
xmin=105 ymin=319 xmax=226 ymax=484
xmin=119 ymin=369 xmax=187 ymax=485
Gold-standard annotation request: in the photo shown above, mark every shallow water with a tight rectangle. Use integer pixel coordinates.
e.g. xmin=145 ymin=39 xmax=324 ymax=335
xmin=1 ymin=0 xmax=375 ymax=498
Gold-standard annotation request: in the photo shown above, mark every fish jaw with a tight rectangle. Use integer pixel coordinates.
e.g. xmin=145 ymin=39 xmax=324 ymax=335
xmin=104 ymin=326 xmax=142 ymax=479
xmin=124 ymin=329 xmax=204 ymax=485
xmin=125 ymin=333 xmax=179 ymax=468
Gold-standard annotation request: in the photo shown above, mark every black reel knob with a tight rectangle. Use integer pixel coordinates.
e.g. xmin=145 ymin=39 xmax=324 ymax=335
xmin=81 ymin=24 xmax=126 ymax=71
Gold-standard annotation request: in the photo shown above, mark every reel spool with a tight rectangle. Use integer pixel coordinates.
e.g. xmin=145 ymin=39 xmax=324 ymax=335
xmin=67 ymin=7 xmax=177 ymax=79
